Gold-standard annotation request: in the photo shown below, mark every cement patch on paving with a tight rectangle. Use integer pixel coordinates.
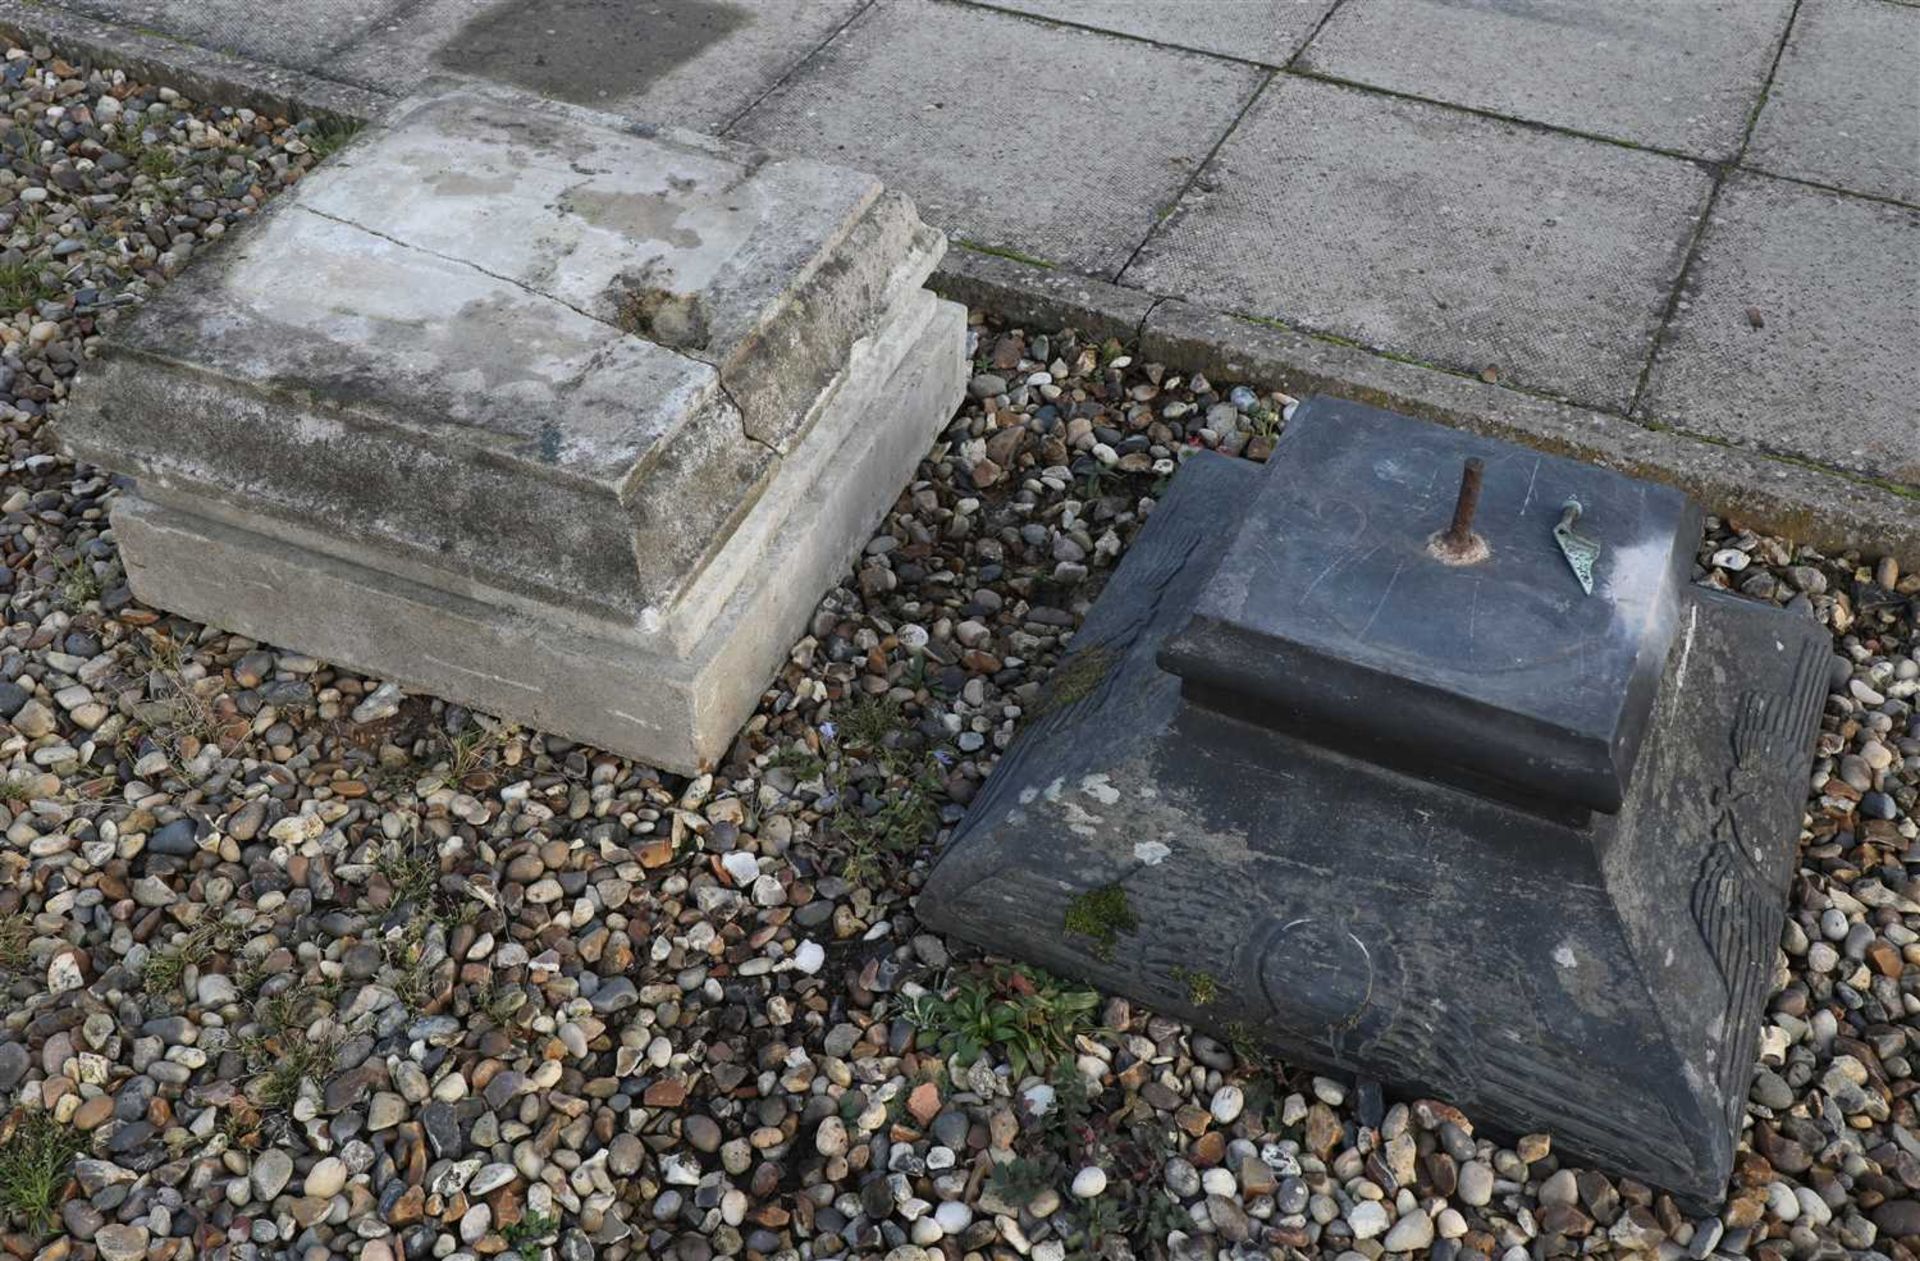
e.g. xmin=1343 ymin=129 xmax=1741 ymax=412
xmin=1640 ymin=174 xmax=1920 ymax=488
xmin=1744 ymin=0 xmax=1920 ymax=205
xmin=1298 ymin=0 xmax=1794 ymax=159
xmin=61 ymin=0 xmax=407 ymax=71
xmin=1123 ymin=75 xmax=1715 ymax=412
xmin=329 ymin=0 xmax=868 ymax=132
xmin=970 ymin=0 xmax=1337 ymax=63
xmin=729 ymin=0 xmax=1267 ymax=277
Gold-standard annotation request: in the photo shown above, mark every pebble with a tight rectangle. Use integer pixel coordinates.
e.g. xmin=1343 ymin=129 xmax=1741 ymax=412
xmin=1071 ymin=1165 xmax=1108 ymax=1198
xmin=1348 ymin=1200 xmax=1391 ymax=1239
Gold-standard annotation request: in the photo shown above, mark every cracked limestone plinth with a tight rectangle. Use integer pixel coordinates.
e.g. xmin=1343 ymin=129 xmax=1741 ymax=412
xmin=60 ymin=82 xmax=966 ymax=772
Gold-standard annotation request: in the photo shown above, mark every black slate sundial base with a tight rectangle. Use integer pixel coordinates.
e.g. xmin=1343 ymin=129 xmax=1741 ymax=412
xmin=919 ymin=399 xmax=1826 ymax=1211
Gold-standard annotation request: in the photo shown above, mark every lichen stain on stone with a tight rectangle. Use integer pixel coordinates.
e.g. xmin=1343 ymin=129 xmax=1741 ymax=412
xmin=559 ymin=186 xmax=705 ymax=248
xmin=1079 ymin=773 xmax=1121 ymax=805
xmin=1548 ymin=932 xmax=1628 ymax=1020
xmin=1029 ymin=643 xmax=1117 ymax=720
xmin=424 ymin=167 xmax=518 ymax=198
xmin=1056 ymin=799 xmax=1102 ymax=839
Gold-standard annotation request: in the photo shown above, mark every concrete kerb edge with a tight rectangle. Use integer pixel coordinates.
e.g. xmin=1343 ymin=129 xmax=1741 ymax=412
xmin=0 ymin=3 xmax=391 ymax=123
xmin=934 ymin=250 xmax=1918 ymax=569
xmin=931 ymin=248 xmax=1156 ymax=348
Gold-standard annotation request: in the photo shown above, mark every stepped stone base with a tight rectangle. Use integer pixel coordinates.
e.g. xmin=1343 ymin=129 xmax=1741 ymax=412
xmin=110 ymin=293 xmax=963 ymax=772
xmin=62 ymin=82 xmax=967 ymax=771
xmin=921 ymin=402 xmax=1827 ymax=1210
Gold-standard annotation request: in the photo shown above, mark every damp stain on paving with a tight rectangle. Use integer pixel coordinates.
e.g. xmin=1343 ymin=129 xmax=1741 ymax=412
xmin=436 ymin=0 xmax=750 ymax=104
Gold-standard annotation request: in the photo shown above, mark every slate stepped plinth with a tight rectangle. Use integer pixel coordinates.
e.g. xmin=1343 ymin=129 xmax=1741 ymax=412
xmin=920 ymin=399 xmax=1826 ymax=1210
xmin=60 ymin=83 xmax=965 ymax=773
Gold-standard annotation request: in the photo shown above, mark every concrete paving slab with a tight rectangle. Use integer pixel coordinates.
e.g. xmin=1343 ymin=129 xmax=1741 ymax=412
xmin=1640 ymin=174 xmax=1920 ymax=488
xmin=967 ymin=0 xmax=1337 ymax=64
xmin=1744 ymin=0 xmax=1920 ymax=205
xmin=729 ymin=0 xmax=1266 ymax=278
xmin=1124 ymin=75 xmax=1715 ymax=412
xmin=61 ymin=0 xmax=406 ymax=71
xmin=1298 ymin=0 xmax=1793 ymax=159
xmin=327 ymin=0 xmax=869 ymax=133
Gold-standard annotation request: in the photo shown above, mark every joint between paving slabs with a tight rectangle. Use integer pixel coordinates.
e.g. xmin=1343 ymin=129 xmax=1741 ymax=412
xmin=1624 ymin=0 xmax=1808 ymax=421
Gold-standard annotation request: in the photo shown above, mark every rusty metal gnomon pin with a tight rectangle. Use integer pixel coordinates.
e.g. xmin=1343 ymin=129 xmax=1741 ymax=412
xmin=1428 ymin=457 xmax=1489 ymax=565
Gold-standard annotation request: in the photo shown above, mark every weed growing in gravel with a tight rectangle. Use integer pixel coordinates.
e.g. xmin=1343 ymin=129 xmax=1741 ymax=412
xmin=302 ymin=116 xmax=365 ymax=160
xmin=1063 ymin=884 xmax=1137 ymax=962
xmin=135 ymin=146 xmax=179 ymax=179
xmin=125 ymin=634 xmax=232 ymax=760
xmin=834 ymin=768 xmax=940 ymax=885
xmin=502 ymin=1211 xmax=558 ymax=1259
xmin=243 ymin=1008 xmax=339 ymax=1115
xmin=837 ymin=695 xmax=906 ymax=752
xmin=53 ymin=556 xmax=100 ymax=610
xmin=0 ymin=913 xmax=29 ymax=970
xmin=142 ymin=918 xmax=241 ymax=998
xmin=0 ymin=1111 xmax=85 ymax=1235
xmin=426 ymin=720 xmax=509 ymax=793
xmin=0 ymin=262 xmax=60 ymax=312
xmin=986 ymin=1153 xmax=1061 ymax=1210
xmin=819 ymin=696 xmax=947 ymax=883
xmin=908 ymin=964 xmax=1099 ymax=1079
xmin=384 ymin=918 xmax=447 ymax=1014
xmin=0 ymin=778 xmax=29 ymax=805
xmin=470 ymin=978 xmax=525 ymax=1028
xmin=375 ymin=840 xmax=442 ymax=912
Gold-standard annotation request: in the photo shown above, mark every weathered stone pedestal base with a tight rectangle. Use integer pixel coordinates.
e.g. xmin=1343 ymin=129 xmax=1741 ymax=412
xmin=110 ymin=294 xmax=962 ymax=769
xmin=921 ymin=400 xmax=1827 ymax=1210
xmin=61 ymin=83 xmax=966 ymax=772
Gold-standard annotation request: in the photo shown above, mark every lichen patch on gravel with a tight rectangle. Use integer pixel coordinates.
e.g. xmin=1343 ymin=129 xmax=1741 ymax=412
xmin=0 ymin=43 xmax=1917 ymax=1261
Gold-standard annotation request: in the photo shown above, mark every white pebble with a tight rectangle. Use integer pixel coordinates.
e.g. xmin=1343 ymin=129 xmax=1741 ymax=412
xmin=1070 ymin=1166 xmax=1107 ymax=1198
xmin=788 ymin=940 xmax=825 ymax=974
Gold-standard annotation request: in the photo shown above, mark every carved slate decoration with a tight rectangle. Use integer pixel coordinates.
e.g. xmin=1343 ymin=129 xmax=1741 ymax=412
xmin=919 ymin=400 xmax=1827 ymax=1211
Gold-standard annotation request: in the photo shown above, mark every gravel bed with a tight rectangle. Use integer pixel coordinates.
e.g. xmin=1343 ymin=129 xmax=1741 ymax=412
xmin=1 ymin=45 xmax=1917 ymax=1261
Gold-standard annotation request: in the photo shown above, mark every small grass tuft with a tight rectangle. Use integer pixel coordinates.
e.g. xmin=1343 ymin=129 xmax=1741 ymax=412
xmin=141 ymin=919 xmax=220 ymax=996
xmin=836 ymin=695 xmax=906 ymax=752
xmin=0 ymin=913 xmax=29 ymax=970
xmin=303 ymin=116 xmax=366 ymax=160
xmin=820 ymin=695 xmax=945 ymax=884
xmin=0 ymin=1111 xmax=86 ymax=1236
xmin=54 ymin=557 xmax=101 ymax=611
xmin=1063 ymin=884 xmax=1137 ymax=962
xmin=135 ymin=146 xmax=178 ymax=179
xmin=0 ymin=262 xmax=60 ymax=313
xmin=251 ymin=1035 xmax=337 ymax=1113
xmin=1173 ymin=966 xmax=1219 ymax=1007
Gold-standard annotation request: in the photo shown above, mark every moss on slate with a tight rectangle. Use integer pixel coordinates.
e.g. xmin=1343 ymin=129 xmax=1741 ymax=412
xmin=1064 ymin=883 xmax=1138 ymax=961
